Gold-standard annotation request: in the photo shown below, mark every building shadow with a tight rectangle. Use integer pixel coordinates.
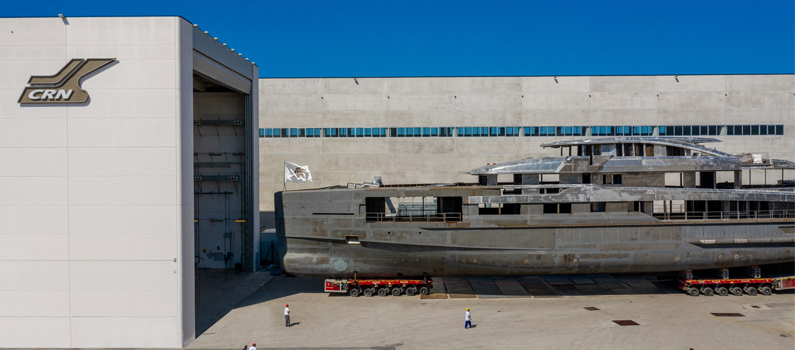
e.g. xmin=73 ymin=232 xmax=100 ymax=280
xmin=235 ymin=275 xmax=327 ymax=309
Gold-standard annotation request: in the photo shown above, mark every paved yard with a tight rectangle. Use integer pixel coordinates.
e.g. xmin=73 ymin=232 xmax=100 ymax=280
xmin=188 ymin=275 xmax=795 ymax=350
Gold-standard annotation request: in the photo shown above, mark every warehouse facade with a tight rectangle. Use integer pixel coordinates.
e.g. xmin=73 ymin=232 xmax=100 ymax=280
xmin=257 ymin=75 xmax=795 ymax=221
xmin=0 ymin=17 xmax=259 ymax=347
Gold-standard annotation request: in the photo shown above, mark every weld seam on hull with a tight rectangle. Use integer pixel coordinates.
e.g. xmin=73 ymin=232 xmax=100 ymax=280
xmin=693 ymin=237 xmax=795 ymax=245
xmin=421 ymin=220 xmax=795 ymax=231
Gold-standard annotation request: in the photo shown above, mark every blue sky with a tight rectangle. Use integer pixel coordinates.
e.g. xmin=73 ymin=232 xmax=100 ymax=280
xmin=6 ymin=1 xmax=794 ymax=77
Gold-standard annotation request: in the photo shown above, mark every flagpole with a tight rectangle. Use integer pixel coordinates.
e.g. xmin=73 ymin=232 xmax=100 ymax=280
xmin=283 ymin=161 xmax=287 ymax=191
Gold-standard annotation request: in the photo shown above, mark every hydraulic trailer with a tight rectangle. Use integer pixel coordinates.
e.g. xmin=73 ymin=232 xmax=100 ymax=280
xmin=679 ymin=274 xmax=794 ymax=296
xmin=325 ymin=276 xmax=433 ymax=297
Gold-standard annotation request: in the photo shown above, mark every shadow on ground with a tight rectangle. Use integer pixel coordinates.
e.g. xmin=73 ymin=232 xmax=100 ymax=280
xmin=236 ymin=275 xmax=325 ymax=308
xmin=195 ymin=269 xmax=275 ymax=336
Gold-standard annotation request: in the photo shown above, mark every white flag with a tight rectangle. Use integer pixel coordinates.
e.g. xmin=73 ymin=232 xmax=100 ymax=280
xmin=284 ymin=162 xmax=312 ymax=183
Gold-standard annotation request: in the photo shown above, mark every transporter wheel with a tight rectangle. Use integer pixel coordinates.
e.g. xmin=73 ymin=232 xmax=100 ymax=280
xmin=745 ymin=286 xmax=758 ymax=296
xmin=377 ymin=287 xmax=389 ymax=297
xmin=759 ymin=286 xmax=773 ymax=296
xmin=687 ymin=287 xmax=700 ymax=296
xmin=730 ymin=286 xmax=743 ymax=296
xmin=392 ymin=287 xmax=402 ymax=296
xmin=700 ymin=287 xmax=714 ymax=296
xmin=349 ymin=288 xmax=360 ymax=297
xmin=405 ymin=287 xmax=416 ymax=296
xmin=363 ymin=288 xmax=375 ymax=297
xmin=419 ymin=286 xmax=430 ymax=296
xmin=715 ymin=287 xmax=729 ymax=296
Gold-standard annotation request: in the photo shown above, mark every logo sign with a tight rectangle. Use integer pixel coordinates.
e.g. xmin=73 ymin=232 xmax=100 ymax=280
xmin=18 ymin=58 xmax=115 ymax=104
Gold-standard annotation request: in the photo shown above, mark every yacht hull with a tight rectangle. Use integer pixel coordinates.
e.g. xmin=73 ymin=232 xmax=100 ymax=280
xmin=276 ymin=190 xmax=795 ymax=278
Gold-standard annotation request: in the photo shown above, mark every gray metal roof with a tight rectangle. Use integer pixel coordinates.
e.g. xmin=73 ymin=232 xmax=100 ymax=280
xmin=541 ymin=137 xmax=732 ymax=157
xmin=465 ymin=137 xmax=795 ymax=175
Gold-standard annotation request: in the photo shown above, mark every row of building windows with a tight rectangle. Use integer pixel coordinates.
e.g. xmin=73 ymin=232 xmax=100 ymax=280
xmin=660 ymin=125 xmax=784 ymax=136
xmin=260 ymin=125 xmax=784 ymax=138
xmin=725 ymin=125 xmax=784 ymax=136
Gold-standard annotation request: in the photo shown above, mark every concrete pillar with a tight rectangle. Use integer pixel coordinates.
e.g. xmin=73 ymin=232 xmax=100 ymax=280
xmin=682 ymin=172 xmax=696 ymax=188
xmin=525 ymin=204 xmax=543 ymax=215
xmin=642 ymin=201 xmax=653 ymax=215
xmin=734 ymin=171 xmax=742 ymax=189
xmin=605 ymin=202 xmax=627 ymax=212
xmin=572 ymin=203 xmax=590 ymax=213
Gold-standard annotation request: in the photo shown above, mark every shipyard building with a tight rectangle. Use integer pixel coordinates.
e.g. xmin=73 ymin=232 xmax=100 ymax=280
xmin=257 ymin=76 xmax=795 ymax=225
xmin=0 ymin=15 xmax=793 ymax=349
xmin=0 ymin=17 xmax=259 ymax=347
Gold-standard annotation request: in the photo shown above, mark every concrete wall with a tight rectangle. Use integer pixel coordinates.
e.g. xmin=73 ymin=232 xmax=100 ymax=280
xmin=258 ymin=75 xmax=795 ymax=218
xmin=0 ymin=17 xmax=190 ymax=348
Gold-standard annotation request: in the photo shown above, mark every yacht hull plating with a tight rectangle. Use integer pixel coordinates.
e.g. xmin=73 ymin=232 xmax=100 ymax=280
xmin=276 ymin=189 xmax=795 ymax=278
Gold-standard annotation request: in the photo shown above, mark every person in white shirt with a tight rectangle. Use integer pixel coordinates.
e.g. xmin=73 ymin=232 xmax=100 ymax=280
xmin=465 ymin=308 xmax=472 ymax=329
xmin=248 ymin=343 xmax=257 ymax=350
xmin=285 ymin=304 xmax=291 ymax=327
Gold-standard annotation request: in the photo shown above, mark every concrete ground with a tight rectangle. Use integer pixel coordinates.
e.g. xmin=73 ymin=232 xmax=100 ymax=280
xmin=188 ymin=275 xmax=795 ymax=350
xmin=195 ymin=269 xmax=274 ymax=336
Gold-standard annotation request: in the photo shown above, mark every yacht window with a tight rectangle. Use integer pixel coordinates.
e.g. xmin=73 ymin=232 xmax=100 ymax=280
xmin=600 ymin=144 xmax=617 ymax=156
xmin=603 ymin=174 xmax=622 ymax=185
xmin=478 ymin=176 xmax=487 ymax=185
xmin=591 ymin=202 xmax=606 ymax=212
xmin=582 ymin=174 xmax=591 ymax=184
xmin=645 ymin=144 xmax=655 ymax=156
xmin=479 ymin=203 xmax=519 ymax=215
xmin=666 ymin=146 xmax=685 ymax=156
xmin=366 ymin=196 xmax=455 ymax=222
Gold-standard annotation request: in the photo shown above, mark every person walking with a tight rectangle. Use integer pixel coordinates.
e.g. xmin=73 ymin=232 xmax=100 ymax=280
xmin=285 ymin=304 xmax=291 ymax=327
xmin=248 ymin=343 xmax=257 ymax=350
xmin=465 ymin=308 xmax=472 ymax=329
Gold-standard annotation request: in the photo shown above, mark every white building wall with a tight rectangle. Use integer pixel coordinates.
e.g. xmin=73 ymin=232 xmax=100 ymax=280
xmin=0 ymin=17 xmax=190 ymax=348
xmin=258 ymin=75 xmax=795 ymax=217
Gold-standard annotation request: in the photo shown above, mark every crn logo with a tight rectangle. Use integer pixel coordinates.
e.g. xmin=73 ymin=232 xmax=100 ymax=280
xmin=18 ymin=58 xmax=115 ymax=104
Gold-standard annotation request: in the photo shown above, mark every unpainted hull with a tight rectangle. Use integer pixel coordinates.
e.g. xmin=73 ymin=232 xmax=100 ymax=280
xmin=281 ymin=217 xmax=795 ymax=278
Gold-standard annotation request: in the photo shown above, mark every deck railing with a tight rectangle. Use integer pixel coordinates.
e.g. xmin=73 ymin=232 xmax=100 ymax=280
xmin=652 ymin=209 xmax=794 ymax=221
xmin=366 ymin=212 xmax=462 ymax=223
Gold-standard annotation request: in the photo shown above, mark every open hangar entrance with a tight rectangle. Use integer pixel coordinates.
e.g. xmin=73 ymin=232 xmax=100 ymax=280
xmin=190 ymin=30 xmax=259 ymax=273
xmin=192 ymin=75 xmax=253 ymax=270
xmin=189 ymin=29 xmax=260 ymax=338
